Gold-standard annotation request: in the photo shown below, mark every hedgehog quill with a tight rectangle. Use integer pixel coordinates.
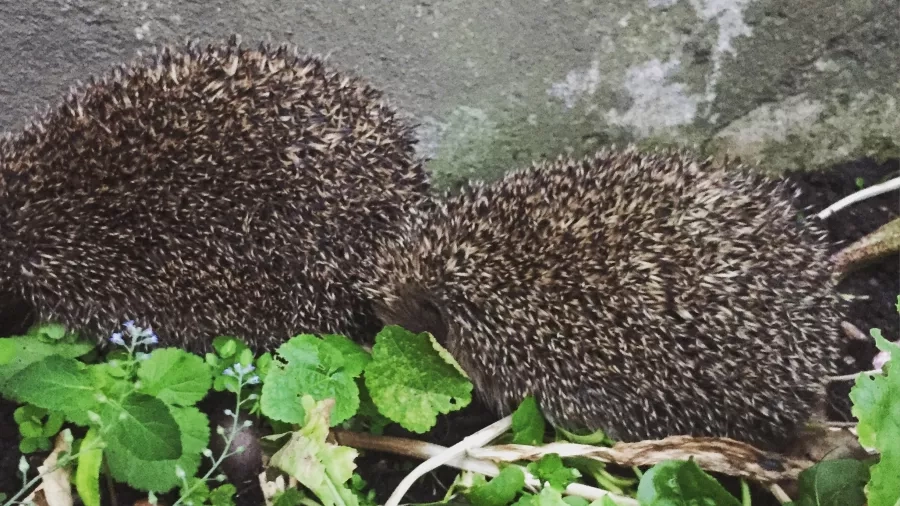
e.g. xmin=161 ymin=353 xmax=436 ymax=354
xmin=0 ymin=37 xmax=430 ymax=352
xmin=363 ymin=147 xmax=845 ymax=449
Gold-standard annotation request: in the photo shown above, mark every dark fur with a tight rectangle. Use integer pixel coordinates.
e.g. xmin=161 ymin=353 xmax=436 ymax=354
xmin=363 ymin=147 xmax=845 ymax=450
xmin=0 ymin=36 xmax=430 ymax=351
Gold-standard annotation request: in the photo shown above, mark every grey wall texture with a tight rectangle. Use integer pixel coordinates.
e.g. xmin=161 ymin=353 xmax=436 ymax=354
xmin=1 ymin=0 xmax=898 ymax=188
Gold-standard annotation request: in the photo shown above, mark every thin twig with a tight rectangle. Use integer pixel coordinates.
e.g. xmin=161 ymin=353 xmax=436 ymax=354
xmin=841 ymin=321 xmax=870 ymax=342
xmin=333 ymin=428 xmax=638 ymax=506
xmin=827 ymin=369 xmax=882 ymax=383
xmin=816 ymin=175 xmax=900 ymax=219
xmin=382 ymin=415 xmax=513 ymax=506
xmin=469 ymin=437 xmax=813 ymax=483
xmin=333 ymin=429 xmax=504 ymax=477
xmin=768 ymin=483 xmax=792 ymax=504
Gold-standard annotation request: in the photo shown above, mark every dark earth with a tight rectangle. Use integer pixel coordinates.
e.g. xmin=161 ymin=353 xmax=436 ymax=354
xmin=0 ymin=157 xmax=897 ymax=506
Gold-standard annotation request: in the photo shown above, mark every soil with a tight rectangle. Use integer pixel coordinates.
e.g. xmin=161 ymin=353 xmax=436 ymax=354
xmin=783 ymin=157 xmax=900 ymax=422
xmin=0 ymin=157 xmax=897 ymax=506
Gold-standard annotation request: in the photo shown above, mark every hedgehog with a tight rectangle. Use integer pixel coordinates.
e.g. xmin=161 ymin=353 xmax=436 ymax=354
xmin=0 ymin=36 xmax=431 ymax=352
xmin=361 ymin=146 xmax=845 ymax=450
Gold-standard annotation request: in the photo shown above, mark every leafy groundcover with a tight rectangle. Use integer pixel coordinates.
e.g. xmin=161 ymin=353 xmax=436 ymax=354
xmin=0 ymin=307 xmax=897 ymax=506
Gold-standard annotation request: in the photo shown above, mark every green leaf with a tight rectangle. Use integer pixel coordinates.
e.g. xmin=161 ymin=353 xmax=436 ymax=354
xmin=267 ymin=396 xmax=360 ymax=506
xmin=213 ymin=336 xmax=243 ymax=358
xmin=272 ymin=489 xmax=306 ymax=506
xmin=103 ymin=393 xmax=182 ymax=461
xmin=355 ymin=381 xmax=392 ymax=435
xmin=8 ymin=355 xmax=99 ymax=426
xmin=14 ymin=404 xmax=47 ymax=424
xmin=106 ymin=405 xmax=209 ymax=492
xmin=0 ymin=336 xmax=94 ymax=398
xmin=19 ymin=420 xmax=43 ymax=438
xmin=261 ymin=363 xmax=359 ymax=426
xmin=75 ymin=428 xmax=104 ymax=506
xmin=38 ymin=323 xmax=68 ymax=341
xmin=511 ymin=396 xmax=545 ymax=445
xmin=209 ymin=484 xmax=237 ymax=506
xmin=513 ymin=487 xmax=569 ymax=506
xmin=466 ymin=465 xmax=526 ymax=506
xmin=260 ymin=334 xmax=361 ymax=426
xmin=322 ymin=334 xmax=371 ymax=377
xmin=42 ymin=411 xmax=65 ymax=437
xmin=849 ymin=330 xmax=900 ymax=506
xmin=179 ymin=478 xmax=211 ymax=506
xmin=137 ymin=348 xmax=212 ymax=406
xmin=791 ymin=459 xmax=869 ymax=506
xmin=636 ymin=459 xmax=741 ymax=506
xmin=0 ymin=339 xmax=15 ymax=365
xmin=19 ymin=437 xmax=48 ymax=454
xmin=363 ymin=325 xmax=473 ymax=433
xmin=526 ymin=454 xmax=580 ymax=492
xmin=276 ymin=334 xmax=344 ymax=371
xmin=562 ymin=497 xmax=589 ymax=506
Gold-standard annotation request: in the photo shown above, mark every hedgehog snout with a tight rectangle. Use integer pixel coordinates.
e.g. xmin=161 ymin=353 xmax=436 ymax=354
xmin=373 ymin=284 xmax=451 ymax=346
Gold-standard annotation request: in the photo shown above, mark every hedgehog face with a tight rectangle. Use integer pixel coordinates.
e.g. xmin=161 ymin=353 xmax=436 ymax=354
xmin=372 ymin=284 xmax=452 ymax=346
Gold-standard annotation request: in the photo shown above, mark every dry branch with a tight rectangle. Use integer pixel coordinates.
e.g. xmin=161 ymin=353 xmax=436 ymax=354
xmin=468 ymin=436 xmax=814 ymax=484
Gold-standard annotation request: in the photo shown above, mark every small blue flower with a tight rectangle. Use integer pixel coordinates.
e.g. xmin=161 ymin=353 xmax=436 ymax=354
xmin=123 ymin=320 xmax=135 ymax=329
xmin=222 ymin=367 xmax=235 ymax=377
xmin=141 ymin=329 xmax=159 ymax=346
xmin=110 ymin=333 xmax=125 ymax=346
xmin=246 ymin=375 xmax=260 ymax=385
xmin=233 ymin=363 xmax=256 ymax=376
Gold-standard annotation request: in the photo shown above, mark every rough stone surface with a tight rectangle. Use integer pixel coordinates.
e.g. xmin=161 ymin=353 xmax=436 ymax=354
xmin=1 ymin=0 xmax=898 ymax=188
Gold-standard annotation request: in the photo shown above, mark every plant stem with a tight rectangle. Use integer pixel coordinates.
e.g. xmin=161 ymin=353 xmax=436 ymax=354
xmin=170 ymin=373 xmax=248 ymax=506
xmin=816 ymin=175 xmax=900 ymax=219
xmin=741 ymin=479 xmax=751 ymax=506
xmin=2 ymin=442 xmax=98 ymax=506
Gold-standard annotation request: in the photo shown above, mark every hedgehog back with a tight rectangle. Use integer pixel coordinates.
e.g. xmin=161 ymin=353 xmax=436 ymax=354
xmin=364 ymin=147 xmax=844 ymax=449
xmin=0 ymin=41 xmax=430 ymax=351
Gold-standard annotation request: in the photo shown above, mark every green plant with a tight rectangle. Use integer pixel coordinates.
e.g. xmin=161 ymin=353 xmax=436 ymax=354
xmin=1 ymin=299 xmax=898 ymax=506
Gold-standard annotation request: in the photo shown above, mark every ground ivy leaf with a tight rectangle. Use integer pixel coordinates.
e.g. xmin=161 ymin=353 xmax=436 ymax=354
xmin=37 ymin=323 xmax=68 ymax=341
xmin=7 ymin=355 xmax=99 ymax=426
xmin=0 ymin=337 xmax=94 ymax=399
xmin=137 ymin=348 xmax=212 ymax=406
xmin=511 ymin=396 xmax=545 ymax=445
xmin=364 ymin=325 xmax=473 ymax=433
xmin=526 ymin=454 xmax=580 ymax=492
xmin=276 ymin=334 xmax=345 ymax=371
xmin=514 ymin=487 xmax=569 ymax=506
xmin=106 ymin=405 xmax=209 ymax=492
xmin=75 ymin=427 xmax=103 ymax=506
xmin=103 ymin=393 xmax=182 ymax=461
xmin=260 ymin=364 xmax=359 ymax=426
xmin=849 ymin=330 xmax=900 ymax=506
xmin=209 ymin=483 xmax=237 ymax=506
xmin=268 ymin=396 xmax=359 ymax=506
xmin=791 ymin=459 xmax=869 ymax=506
xmin=260 ymin=333 xmax=362 ymax=425
xmin=562 ymin=498 xmax=588 ymax=506
xmin=636 ymin=459 xmax=741 ymax=506
xmin=0 ymin=339 xmax=15 ymax=365
xmin=322 ymin=334 xmax=371 ymax=377
xmin=466 ymin=465 xmax=526 ymax=506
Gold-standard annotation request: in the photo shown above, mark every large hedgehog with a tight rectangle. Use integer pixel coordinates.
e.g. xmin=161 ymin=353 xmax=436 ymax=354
xmin=362 ymin=147 xmax=845 ymax=449
xmin=0 ymin=36 xmax=430 ymax=351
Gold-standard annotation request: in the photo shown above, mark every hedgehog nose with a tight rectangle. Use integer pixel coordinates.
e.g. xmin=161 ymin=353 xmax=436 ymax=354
xmin=374 ymin=286 xmax=451 ymax=346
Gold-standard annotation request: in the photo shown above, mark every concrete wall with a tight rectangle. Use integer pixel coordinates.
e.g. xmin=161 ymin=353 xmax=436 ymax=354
xmin=2 ymin=0 xmax=897 ymax=189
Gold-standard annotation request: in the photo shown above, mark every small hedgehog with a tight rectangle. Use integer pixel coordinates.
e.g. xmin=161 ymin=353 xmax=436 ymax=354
xmin=0 ymin=36 xmax=430 ymax=351
xmin=362 ymin=147 xmax=845 ymax=449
